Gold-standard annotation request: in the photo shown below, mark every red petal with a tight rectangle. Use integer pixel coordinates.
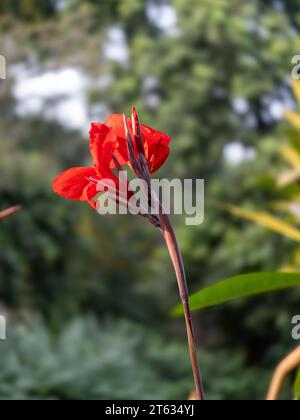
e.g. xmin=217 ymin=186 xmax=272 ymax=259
xmin=142 ymin=125 xmax=171 ymax=149
xmin=53 ymin=167 xmax=97 ymax=201
xmin=105 ymin=112 xmax=172 ymax=174
xmin=105 ymin=114 xmax=131 ymax=138
xmin=148 ymin=143 xmax=170 ymax=174
xmin=106 ymin=114 xmax=171 ymax=147
xmin=82 ymin=182 xmax=98 ymax=208
xmin=89 ymin=123 xmax=117 ymax=174
xmin=105 ymin=114 xmax=130 ymax=165
xmin=143 ymin=127 xmax=171 ymax=172
xmin=102 ymin=143 xmax=121 ymax=181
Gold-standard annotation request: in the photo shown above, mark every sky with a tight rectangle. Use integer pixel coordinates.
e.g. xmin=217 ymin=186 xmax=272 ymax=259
xmin=13 ymin=67 xmax=90 ymax=132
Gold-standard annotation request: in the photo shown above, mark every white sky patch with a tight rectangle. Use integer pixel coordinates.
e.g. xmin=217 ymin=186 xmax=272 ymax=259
xmin=143 ymin=75 xmax=158 ymax=91
xmin=232 ymin=94 xmax=285 ymax=123
xmin=90 ymin=103 xmax=111 ymax=123
xmin=14 ymin=67 xmax=87 ymax=99
xmin=17 ymin=96 xmax=43 ymax=114
xmin=268 ymin=100 xmax=284 ymax=120
xmin=103 ymin=26 xmax=129 ymax=63
xmin=145 ymin=93 xmax=161 ymax=109
xmin=261 ymin=95 xmax=286 ymax=123
xmin=232 ymin=97 xmax=250 ymax=115
xmin=95 ymin=73 xmax=114 ymax=89
xmin=46 ymin=96 xmax=89 ymax=131
xmin=223 ymin=142 xmax=256 ymax=166
xmin=272 ymin=0 xmax=285 ymax=11
xmin=146 ymin=3 xmax=178 ymax=35
xmin=13 ymin=67 xmax=91 ymax=132
xmin=55 ymin=0 xmax=67 ymax=12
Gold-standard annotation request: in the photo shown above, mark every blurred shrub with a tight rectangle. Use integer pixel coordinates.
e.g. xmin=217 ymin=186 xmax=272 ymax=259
xmin=0 ymin=0 xmax=57 ymax=22
xmin=0 ymin=316 xmax=268 ymax=400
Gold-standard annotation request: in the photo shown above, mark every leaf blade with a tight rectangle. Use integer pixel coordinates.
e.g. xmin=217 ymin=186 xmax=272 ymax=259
xmin=172 ymin=272 xmax=300 ymax=316
xmin=223 ymin=204 xmax=300 ymax=242
xmin=292 ymin=79 xmax=300 ymax=103
xmin=280 ymin=145 xmax=300 ymax=169
xmin=295 ymin=368 xmax=300 ymax=400
xmin=285 ymin=111 xmax=300 ymax=131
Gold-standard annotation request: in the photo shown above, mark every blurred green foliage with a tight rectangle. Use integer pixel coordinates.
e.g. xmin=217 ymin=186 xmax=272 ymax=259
xmin=0 ymin=316 xmax=269 ymax=400
xmin=0 ymin=0 xmax=57 ymax=22
xmin=1 ymin=0 xmax=300 ymax=400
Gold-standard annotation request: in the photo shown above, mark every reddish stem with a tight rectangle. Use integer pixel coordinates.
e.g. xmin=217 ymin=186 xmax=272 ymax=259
xmin=267 ymin=345 xmax=300 ymax=400
xmin=0 ymin=205 xmax=21 ymax=219
xmin=159 ymin=211 xmax=205 ymax=401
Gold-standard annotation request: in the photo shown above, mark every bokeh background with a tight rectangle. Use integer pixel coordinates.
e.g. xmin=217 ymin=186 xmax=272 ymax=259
xmin=1 ymin=0 xmax=300 ymax=400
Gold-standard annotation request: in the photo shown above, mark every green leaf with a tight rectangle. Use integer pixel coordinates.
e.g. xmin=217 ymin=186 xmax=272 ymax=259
xmin=280 ymin=145 xmax=300 ymax=169
xmin=295 ymin=368 xmax=300 ymax=400
xmin=292 ymin=80 xmax=300 ymax=103
xmin=223 ymin=204 xmax=300 ymax=242
xmin=172 ymin=272 xmax=300 ymax=317
xmin=285 ymin=111 xmax=300 ymax=132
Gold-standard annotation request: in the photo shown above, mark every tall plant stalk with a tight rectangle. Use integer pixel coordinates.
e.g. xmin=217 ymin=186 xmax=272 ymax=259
xmin=119 ymin=110 xmax=205 ymax=399
xmin=124 ymin=109 xmax=205 ymax=400
xmin=159 ymin=211 xmax=205 ymax=401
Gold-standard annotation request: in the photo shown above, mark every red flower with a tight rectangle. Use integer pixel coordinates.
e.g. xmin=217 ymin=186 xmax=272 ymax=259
xmin=53 ymin=108 xmax=171 ymax=211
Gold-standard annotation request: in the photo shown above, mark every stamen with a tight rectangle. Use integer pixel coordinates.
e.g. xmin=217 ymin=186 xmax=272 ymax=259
xmin=132 ymin=107 xmax=151 ymax=184
xmin=123 ymin=114 xmax=143 ymax=177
